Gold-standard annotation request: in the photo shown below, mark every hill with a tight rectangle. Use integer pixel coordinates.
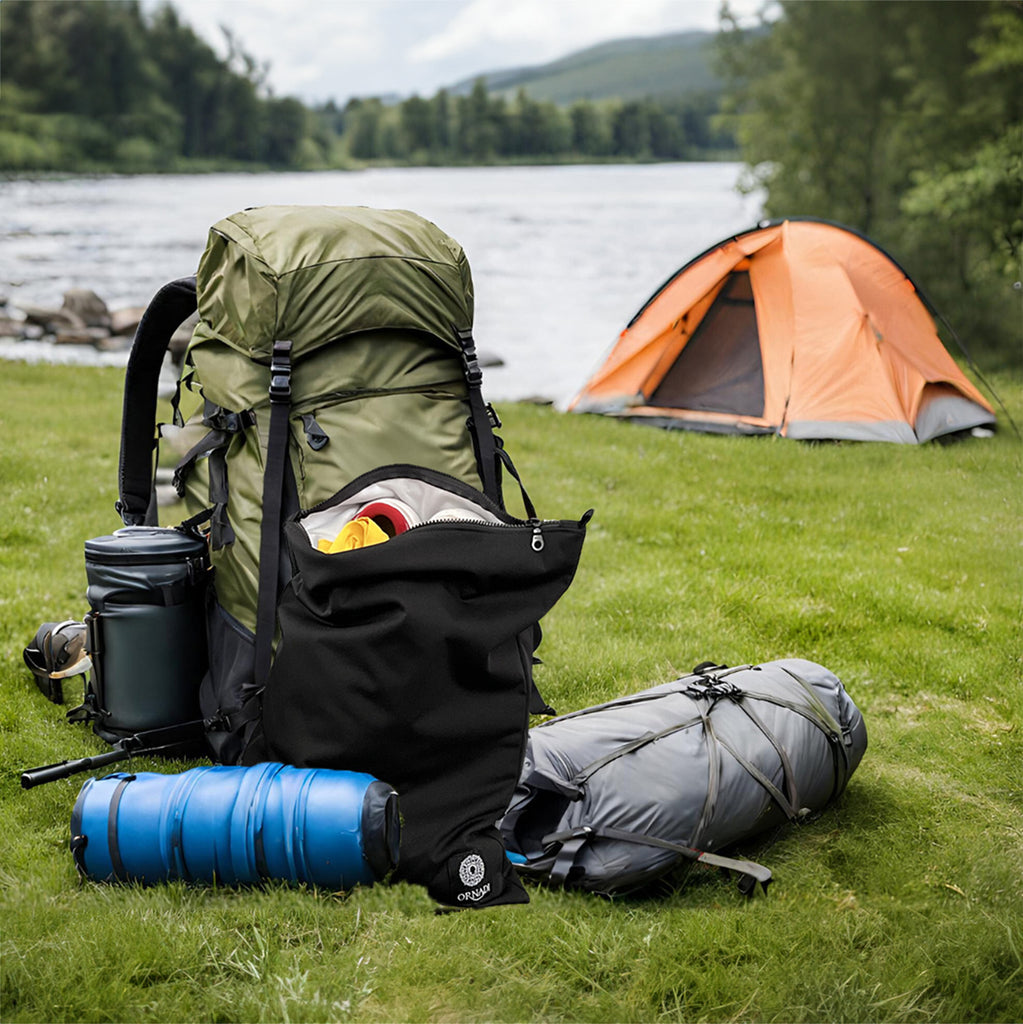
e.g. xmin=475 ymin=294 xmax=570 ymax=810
xmin=448 ymin=30 xmax=720 ymax=104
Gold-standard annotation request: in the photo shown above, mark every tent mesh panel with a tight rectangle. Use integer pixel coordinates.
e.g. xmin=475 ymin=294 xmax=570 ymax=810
xmin=649 ymin=272 xmax=764 ymax=416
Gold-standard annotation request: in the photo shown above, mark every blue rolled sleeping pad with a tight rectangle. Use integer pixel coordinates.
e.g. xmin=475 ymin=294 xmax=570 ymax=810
xmin=70 ymin=762 xmax=399 ymax=889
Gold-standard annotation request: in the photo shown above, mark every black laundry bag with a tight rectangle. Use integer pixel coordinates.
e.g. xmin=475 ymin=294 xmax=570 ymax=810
xmin=244 ymin=466 xmax=590 ymax=908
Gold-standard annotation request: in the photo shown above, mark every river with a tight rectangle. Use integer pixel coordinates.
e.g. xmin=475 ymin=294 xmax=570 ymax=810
xmin=0 ymin=164 xmax=761 ymax=406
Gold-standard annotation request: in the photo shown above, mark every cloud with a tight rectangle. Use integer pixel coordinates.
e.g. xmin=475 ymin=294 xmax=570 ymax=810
xmin=163 ymin=0 xmax=388 ymax=68
xmin=410 ymin=0 xmax=727 ymax=63
xmin=410 ymin=0 xmax=566 ymax=63
xmin=147 ymin=0 xmax=745 ymax=105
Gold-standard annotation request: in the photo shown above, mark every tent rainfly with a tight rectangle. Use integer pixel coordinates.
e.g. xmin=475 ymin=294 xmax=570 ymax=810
xmin=570 ymin=219 xmax=996 ymax=443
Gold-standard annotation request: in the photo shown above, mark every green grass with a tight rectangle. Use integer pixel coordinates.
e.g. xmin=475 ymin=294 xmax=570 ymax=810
xmin=1 ymin=360 xmax=1021 ymax=1023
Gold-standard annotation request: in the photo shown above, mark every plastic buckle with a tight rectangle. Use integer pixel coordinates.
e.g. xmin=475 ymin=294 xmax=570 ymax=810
xmin=269 ymin=374 xmax=291 ymax=402
xmin=455 ymin=327 xmax=484 ymax=386
xmin=269 ymin=340 xmax=293 ymax=404
xmin=686 ymin=678 xmax=743 ymax=703
xmin=486 ymin=403 xmax=502 ymax=429
xmin=202 ymin=402 xmax=248 ymax=434
xmin=66 ymin=689 xmax=101 ymax=725
xmin=566 ymin=825 xmax=594 ymax=840
xmin=541 ymin=824 xmax=594 ymax=850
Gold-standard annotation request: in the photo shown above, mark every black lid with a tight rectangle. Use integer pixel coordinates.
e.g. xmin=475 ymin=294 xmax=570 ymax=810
xmin=84 ymin=526 xmax=206 ymax=563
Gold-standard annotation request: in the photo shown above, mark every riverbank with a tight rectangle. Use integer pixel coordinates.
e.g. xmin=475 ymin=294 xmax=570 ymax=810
xmin=2 ymin=149 xmax=745 ymax=179
xmin=0 ymin=163 xmax=764 ymax=406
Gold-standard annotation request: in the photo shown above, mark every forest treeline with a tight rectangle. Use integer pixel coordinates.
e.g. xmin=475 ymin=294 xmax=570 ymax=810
xmin=335 ymin=85 xmax=731 ymax=164
xmin=717 ymin=0 xmax=1021 ymax=367
xmin=1 ymin=1 xmax=312 ymax=170
xmin=0 ymin=0 xmax=730 ymax=171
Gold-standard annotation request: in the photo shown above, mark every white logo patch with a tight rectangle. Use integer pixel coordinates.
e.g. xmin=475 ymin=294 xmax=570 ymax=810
xmin=458 ymin=853 xmax=486 ymax=888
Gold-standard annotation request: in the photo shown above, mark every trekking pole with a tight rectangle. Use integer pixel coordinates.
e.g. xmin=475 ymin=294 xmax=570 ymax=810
xmin=20 ymin=721 xmax=206 ymax=789
xmin=22 ymin=745 xmax=139 ymax=789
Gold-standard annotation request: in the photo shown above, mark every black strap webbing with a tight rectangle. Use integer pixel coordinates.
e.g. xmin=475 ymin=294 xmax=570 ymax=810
xmin=107 ymin=775 xmax=136 ymax=882
xmin=454 ymin=326 xmax=502 ymax=505
xmin=253 ymin=340 xmax=293 ymax=690
xmin=496 ymin=441 xmax=537 ymax=520
xmin=117 ymin=277 xmax=198 ymax=526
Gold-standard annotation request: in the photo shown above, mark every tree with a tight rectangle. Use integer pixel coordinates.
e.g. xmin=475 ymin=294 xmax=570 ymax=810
xmin=569 ymin=101 xmax=612 ymax=156
xmin=612 ymin=101 xmax=651 ymax=157
xmin=897 ymin=5 xmax=1023 ymax=356
xmin=345 ymin=98 xmax=384 ymax=159
xmin=455 ymin=80 xmax=499 ymax=161
xmin=647 ymin=102 xmax=684 ymax=159
xmin=262 ymin=97 xmax=308 ymax=165
xmin=717 ymin=0 xmax=1021 ymax=366
xmin=400 ymin=95 xmax=435 ymax=156
xmin=718 ymin=1 xmax=922 ymax=233
xmin=0 ymin=0 xmax=322 ymax=171
xmin=507 ymin=89 xmax=570 ymax=157
xmin=147 ymin=3 xmax=225 ymax=158
xmin=432 ymin=89 xmax=453 ymax=153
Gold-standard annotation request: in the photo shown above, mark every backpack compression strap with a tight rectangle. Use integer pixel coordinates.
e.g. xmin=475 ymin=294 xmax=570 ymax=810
xmin=542 ymin=824 xmax=773 ymax=895
xmin=454 ymin=327 xmax=502 ymax=505
xmin=253 ymin=340 xmax=294 ymax=690
xmin=117 ymin=277 xmax=198 ymax=526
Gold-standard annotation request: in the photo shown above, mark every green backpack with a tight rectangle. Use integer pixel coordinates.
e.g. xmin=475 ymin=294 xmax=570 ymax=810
xmin=118 ymin=205 xmax=529 ymax=763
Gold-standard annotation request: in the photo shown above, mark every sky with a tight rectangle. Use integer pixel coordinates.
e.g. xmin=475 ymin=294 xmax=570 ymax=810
xmin=157 ymin=0 xmax=760 ymax=106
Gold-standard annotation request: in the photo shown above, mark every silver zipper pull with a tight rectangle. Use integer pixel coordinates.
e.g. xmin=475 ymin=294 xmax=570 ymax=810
xmin=531 ymin=522 xmax=544 ymax=552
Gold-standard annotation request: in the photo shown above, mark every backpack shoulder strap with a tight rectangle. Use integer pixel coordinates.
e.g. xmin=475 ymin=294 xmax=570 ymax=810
xmin=117 ymin=277 xmax=197 ymax=526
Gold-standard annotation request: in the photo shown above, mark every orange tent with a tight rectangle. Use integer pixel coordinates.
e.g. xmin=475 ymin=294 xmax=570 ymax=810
xmin=571 ymin=219 xmax=995 ymax=442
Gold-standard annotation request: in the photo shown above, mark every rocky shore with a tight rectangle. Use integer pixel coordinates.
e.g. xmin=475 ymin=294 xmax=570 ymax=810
xmin=0 ymin=289 xmax=506 ymax=373
xmin=0 ymin=288 xmax=196 ymax=363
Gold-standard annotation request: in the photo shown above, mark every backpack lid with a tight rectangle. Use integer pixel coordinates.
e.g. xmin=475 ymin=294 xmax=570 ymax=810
xmin=194 ymin=206 xmax=475 ymax=362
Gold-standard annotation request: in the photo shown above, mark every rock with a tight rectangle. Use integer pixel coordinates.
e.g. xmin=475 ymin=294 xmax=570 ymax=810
xmin=478 ymin=350 xmax=504 ymax=368
xmin=54 ymin=326 xmax=113 ymax=346
xmin=62 ymin=288 xmax=111 ymax=329
xmin=0 ymin=316 xmax=24 ymax=338
xmin=18 ymin=303 xmax=86 ymax=331
xmin=110 ymin=306 xmax=146 ymax=336
xmin=94 ymin=334 xmax=132 ymax=352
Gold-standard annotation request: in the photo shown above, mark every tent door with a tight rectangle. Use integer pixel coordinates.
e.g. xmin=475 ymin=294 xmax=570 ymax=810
xmin=649 ymin=271 xmax=765 ymax=417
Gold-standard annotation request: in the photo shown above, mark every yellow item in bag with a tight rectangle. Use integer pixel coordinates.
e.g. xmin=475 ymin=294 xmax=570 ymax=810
xmin=317 ymin=516 xmax=390 ymax=554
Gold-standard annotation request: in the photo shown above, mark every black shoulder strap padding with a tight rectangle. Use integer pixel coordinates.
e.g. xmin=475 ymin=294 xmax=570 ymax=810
xmin=117 ymin=277 xmax=198 ymax=526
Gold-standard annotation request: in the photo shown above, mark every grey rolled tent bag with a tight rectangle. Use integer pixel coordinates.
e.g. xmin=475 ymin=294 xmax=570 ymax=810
xmin=499 ymin=659 xmax=867 ymax=895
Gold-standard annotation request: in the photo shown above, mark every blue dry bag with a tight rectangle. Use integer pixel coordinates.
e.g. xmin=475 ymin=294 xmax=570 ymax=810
xmin=70 ymin=762 xmax=398 ymax=890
